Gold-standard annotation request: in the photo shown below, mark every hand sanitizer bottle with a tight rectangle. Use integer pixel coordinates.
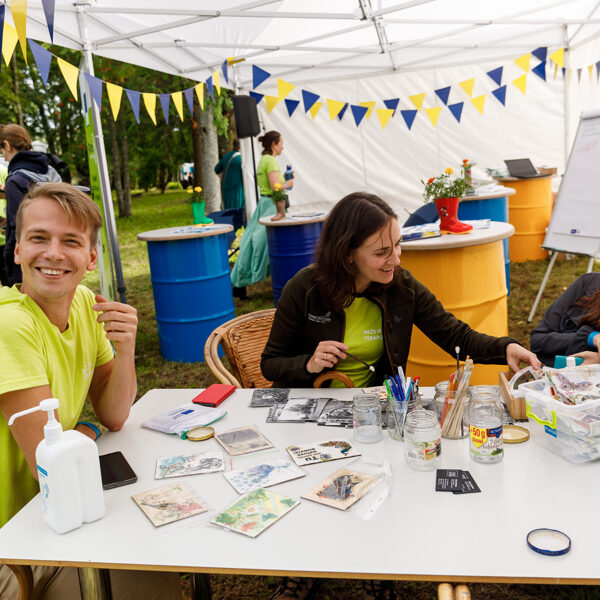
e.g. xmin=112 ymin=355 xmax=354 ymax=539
xmin=8 ymin=398 xmax=105 ymax=533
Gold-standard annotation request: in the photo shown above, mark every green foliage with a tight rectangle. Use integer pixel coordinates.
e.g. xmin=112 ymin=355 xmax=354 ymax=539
xmin=421 ymin=167 xmax=472 ymax=203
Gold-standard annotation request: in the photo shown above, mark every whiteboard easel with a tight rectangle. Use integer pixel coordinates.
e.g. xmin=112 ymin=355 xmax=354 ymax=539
xmin=527 ymin=109 xmax=600 ymax=322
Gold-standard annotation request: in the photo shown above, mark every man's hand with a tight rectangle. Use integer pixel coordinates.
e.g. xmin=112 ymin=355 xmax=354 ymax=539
xmin=93 ymin=295 xmax=138 ymax=354
xmin=572 ymin=350 xmax=600 ymax=365
xmin=506 ymin=343 xmax=541 ymax=372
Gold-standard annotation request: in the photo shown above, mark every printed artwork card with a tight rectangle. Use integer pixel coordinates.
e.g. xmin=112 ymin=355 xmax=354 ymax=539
xmin=155 ymin=451 xmax=225 ymax=479
xmin=362 ymin=386 xmax=388 ymax=400
xmin=266 ymin=403 xmax=285 ymax=423
xmin=250 ymin=388 xmax=290 ymax=407
xmin=301 ymin=467 xmax=378 ymax=510
xmin=316 ymin=399 xmax=354 ymax=428
xmin=224 ymin=459 xmax=305 ymax=494
xmin=132 ymin=482 xmax=207 ymax=527
xmin=212 ymin=488 xmax=300 ymax=538
xmin=286 ymin=440 xmax=361 ymax=466
xmin=214 ymin=425 xmax=274 ymax=456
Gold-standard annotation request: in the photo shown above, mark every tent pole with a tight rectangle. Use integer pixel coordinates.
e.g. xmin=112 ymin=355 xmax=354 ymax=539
xmin=563 ymin=25 xmax=570 ymax=167
xmin=75 ymin=3 xmax=127 ymax=303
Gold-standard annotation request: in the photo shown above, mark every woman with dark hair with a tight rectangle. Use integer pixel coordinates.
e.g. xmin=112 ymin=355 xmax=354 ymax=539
xmin=262 ymin=192 xmax=539 ymax=390
xmin=230 ymin=131 xmax=294 ymax=294
xmin=0 ymin=124 xmax=61 ymax=285
xmin=531 ymin=272 xmax=600 ymax=366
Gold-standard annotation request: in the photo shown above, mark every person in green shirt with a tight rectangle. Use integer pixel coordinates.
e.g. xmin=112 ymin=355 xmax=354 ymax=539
xmin=0 ymin=162 xmax=8 ymax=285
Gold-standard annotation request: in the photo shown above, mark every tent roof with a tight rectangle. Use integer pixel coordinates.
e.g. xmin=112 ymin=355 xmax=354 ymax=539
xmin=22 ymin=0 xmax=600 ymax=86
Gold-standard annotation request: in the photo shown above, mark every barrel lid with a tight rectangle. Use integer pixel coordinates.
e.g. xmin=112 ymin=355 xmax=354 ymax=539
xmin=137 ymin=223 xmax=233 ymax=241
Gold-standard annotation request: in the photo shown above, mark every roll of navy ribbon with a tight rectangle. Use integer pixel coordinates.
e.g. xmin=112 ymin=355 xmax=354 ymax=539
xmin=527 ymin=528 xmax=571 ymax=556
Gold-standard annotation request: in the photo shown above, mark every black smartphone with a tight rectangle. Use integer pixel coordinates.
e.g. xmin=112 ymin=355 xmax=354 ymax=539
xmin=99 ymin=451 xmax=138 ymax=490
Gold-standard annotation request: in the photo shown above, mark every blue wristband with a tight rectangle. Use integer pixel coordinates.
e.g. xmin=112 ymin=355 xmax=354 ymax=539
xmin=588 ymin=331 xmax=599 ymax=348
xmin=76 ymin=421 xmax=101 ymax=440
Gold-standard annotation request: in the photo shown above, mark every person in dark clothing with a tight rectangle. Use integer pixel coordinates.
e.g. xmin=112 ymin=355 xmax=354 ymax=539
xmin=530 ymin=272 xmax=600 ymax=366
xmin=261 ymin=192 xmax=540 ymax=390
xmin=0 ymin=125 xmax=61 ymax=285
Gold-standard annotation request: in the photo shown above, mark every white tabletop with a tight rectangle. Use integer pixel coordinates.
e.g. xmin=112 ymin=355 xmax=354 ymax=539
xmin=137 ymin=223 xmax=233 ymax=242
xmin=400 ymin=221 xmax=514 ymax=251
xmin=1 ymin=387 xmax=598 ymax=584
xmin=259 ymin=211 xmax=327 ymax=227
xmin=460 ymin=187 xmax=516 ymax=201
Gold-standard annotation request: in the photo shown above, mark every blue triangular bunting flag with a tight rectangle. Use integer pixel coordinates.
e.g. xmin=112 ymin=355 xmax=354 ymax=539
xmin=41 ymin=0 xmax=55 ymax=42
xmin=84 ymin=73 xmax=103 ymax=111
xmin=532 ymin=61 xmax=546 ymax=81
xmin=28 ymin=39 xmax=52 ymax=85
xmin=302 ymin=90 xmax=319 ymax=112
xmin=126 ymin=89 xmax=141 ymax=124
xmin=350 ymin=104 xmax=368 ymax=127
xmin=338 ymin=102 xmax=349 ymax=120
xmin=252 ymin=65 xmax=271 ymax=89
xmin=184 ymin=87 xmax=194 ymax=116
xmin=206 ymin=76 xmax=214 ymax=101
xmin=532 ymin=47 xmax=547 ymax=62
xmin=400 ymin=109 xmax=417 ymax=130
xmin=487 ymin=66 xmax=503 ymax=86
xmin=596 ymin=61 xmax=600 ymax=80
xmin=491 ymin=86 xmax=506 ymax=106
xmin=434 ymin=86 xmax=451 ymax=105
xmin=221 ymin=60 xmax=228 ymax=84
xmin=284 ymin=98 xmax=300 ymax=117
xmin=249 ymin=91 xmax=263 ymax=104
xmin=561 ymin=67 xmax=566 ymax=77
xmin=448 ymin=102 xmax=463 ymax=123
xmin=159 ymin=93 xmax=170 ymax=124
xmin=383 ymin=98 xmax=399 ymax=115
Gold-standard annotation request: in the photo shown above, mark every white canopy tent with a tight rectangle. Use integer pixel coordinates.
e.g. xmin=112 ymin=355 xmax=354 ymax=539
xmin=15 ymin=0 xmax=600 ymax=217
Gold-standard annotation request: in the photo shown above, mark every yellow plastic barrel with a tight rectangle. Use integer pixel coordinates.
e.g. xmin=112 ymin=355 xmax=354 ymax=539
xmin=505 ymin=177 xmax=553 ymax=262
xmin=401 ymin=233 xmax=509 ymax=386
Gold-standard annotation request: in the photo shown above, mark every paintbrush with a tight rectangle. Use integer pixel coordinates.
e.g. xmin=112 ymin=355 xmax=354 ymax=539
xmin=344 ymin=350 xmax=376 ymax=373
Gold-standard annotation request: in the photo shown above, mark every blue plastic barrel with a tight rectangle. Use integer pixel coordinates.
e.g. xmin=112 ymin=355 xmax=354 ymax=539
xmin=261 ymin=216 xmax=326 ymax=304
xmin=139 ymin=224 xmax=235 ymax=362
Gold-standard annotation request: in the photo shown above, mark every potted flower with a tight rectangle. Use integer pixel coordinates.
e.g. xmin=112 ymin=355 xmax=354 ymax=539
xmin=422 ymin=167 xmax=473 ymax=234
xmin=187 ymin=186 xmax=213 ymax=225
xmin=462 ymin=158 xmax=475 ymax=194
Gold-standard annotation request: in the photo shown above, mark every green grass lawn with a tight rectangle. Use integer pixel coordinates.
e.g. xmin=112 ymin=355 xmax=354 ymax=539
xmin=83 ymin=191 xmax=598 ymax=599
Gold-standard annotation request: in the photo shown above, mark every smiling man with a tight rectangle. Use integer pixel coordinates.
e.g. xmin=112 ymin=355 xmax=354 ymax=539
xmin=0 ymin=183 xmax=181 ymax=598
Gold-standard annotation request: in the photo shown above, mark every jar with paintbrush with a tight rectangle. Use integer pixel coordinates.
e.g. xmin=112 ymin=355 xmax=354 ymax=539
xmin=435 ymin=381 xmax=471 ymax=439
xmin=438 ymin=353 xmax=474 ymax=440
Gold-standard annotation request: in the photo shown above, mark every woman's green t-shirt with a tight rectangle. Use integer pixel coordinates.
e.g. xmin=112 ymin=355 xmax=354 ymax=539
xmin=256 ymin=154 xmax=282 ymax=196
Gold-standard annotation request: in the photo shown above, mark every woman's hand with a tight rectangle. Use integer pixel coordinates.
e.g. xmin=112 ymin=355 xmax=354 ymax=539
xmin=506 ymin=343 xmax=541 ymax=372
xmin=572 ymin=350 xmax=600 ymax=365
xmin=286 ymin=177 xmax=294 ymax=190
xmin=306 ymin=340 xmax=348 ymax=374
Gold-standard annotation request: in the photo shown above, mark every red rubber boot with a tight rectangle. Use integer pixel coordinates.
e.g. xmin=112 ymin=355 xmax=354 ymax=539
xmin=435 ymin=197 xmax=473 ymax=234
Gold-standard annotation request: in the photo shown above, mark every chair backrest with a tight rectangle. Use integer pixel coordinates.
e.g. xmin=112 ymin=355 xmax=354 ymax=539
xmin=204 ymin=309 xmax=276 ymax=388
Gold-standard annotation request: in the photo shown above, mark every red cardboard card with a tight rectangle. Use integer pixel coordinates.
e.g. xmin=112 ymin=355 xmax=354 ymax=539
xmin=192 ymin=384 xmax=236 ymax=408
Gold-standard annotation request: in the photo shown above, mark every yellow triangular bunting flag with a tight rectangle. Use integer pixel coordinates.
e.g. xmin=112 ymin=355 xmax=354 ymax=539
xmin=376 ymin=108 xmax=394 ymax=130
xmin=459 ymin=79 xmax=475 ymax=97
xmin=309 ymin=101 xmax=322 ymax=119
xmin=471 ymin=95 xmax=486 ymax=115
xmin=425 ymin=106 xmax=441 ymax=128
xmin=513 ymin=74 xmax=527 ymax=95
xmin=2 ymin=23 xmax=19 ymax=66
xmin=106 ymin=83 xmax=123 ymax=121
xmin=265 ymin=95 xmax=280 ymax=113
xmin=327 ymin=99 xmax=346 ymax=120
xmin=589 ymin=65 xmax=594 ymax=81
xmin=171 ymin=91 xmax=184 ymax=121
xmin=359 ymin=101 xmax=376 ymax=119
xmin=213 ymin=70 xmax=221 ymax=95
xmin=514 ymin=53 xmax=531 ymax=72
xmin=554 ymin=63 xmax=558 ymax=80
xmin=10 ymin=0 xmax=28 ymax=63
xmin=57 ymin=58 xmax=79 ymax=100
xmin=143 ymin=93 xmax=157 ymax=125
xmin=550 ymin=48 xmax=564 ymax=67
xmin=409 ymin=93 xmax=425 ymax=111
xmin=195 ymin=83 xmax=205 ymax=110
xmin=277 ymin=78 xmax=295 ymax=99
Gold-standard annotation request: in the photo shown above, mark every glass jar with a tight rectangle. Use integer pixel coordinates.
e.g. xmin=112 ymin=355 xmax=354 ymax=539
xmin=434 ymin=381 xmax=471 ymax=439
xmin=467 ymin=386 xmax=503 ymax=463
xmin=387 ymin=392 xmax=422 ymax=441
xmin=403 ymin=409 xmax=441 ymax=471
xmin=352 ymin=394 xmax=383 ymax=443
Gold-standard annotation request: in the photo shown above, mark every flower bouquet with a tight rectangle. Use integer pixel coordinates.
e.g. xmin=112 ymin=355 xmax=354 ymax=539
xmin=187 ymin=186 xmax=213 ymax=225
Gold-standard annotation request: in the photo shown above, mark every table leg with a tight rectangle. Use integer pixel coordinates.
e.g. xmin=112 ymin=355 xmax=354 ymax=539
xmin=191 ymin=573 xmax=212 ymax=600
xmin=77 ymin=567 xmax=113 ymax=600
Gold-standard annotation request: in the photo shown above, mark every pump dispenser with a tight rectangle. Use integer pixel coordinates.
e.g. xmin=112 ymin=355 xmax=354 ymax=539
xmin=9 ymin=398 xmax=105 ymax=533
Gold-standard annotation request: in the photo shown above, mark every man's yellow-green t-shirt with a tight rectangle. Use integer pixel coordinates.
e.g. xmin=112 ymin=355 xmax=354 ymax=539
xmin=0 ymin=285 xmax=114 ymax=527
xmin=330 ymin=296 xmax=384 ymax=388
xmin=256 ymin=154 xmax=282 ymax=196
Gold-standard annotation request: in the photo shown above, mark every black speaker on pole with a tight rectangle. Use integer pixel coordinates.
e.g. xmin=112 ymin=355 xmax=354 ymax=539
xmin=233 ymin=95 xmax=260 ymax=139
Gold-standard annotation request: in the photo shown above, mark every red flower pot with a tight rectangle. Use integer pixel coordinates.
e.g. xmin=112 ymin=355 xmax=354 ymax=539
xmin=434 ymin=197 xmax=473 ymax=235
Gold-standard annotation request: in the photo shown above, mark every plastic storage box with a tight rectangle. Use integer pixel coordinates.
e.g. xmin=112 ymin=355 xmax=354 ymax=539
xmin=521 ymin=380 xmax=600 ymax=463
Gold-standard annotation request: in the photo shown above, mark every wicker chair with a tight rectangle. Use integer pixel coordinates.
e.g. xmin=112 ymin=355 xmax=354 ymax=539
xmin=204 ymin=309 xmax=355 ymax=389
xmin=6 ymin=565 xmax=33 ymax=600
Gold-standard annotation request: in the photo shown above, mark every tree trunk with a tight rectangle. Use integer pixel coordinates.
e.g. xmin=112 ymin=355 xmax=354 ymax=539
xmin=192 ymin=106 xmax=203 ymax=190
xmin=199 ymin=103 xmax=221 ymax=214
xmin=105 ymin=116 xmax=125 ymax=216
xmin=11 ymin=55 xmax=23 ymax=127
xmin=120 ymin=128 xmax=132 ymax=217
